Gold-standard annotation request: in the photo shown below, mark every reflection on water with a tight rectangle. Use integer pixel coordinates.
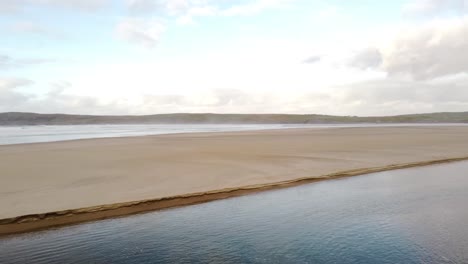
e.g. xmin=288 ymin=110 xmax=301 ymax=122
xmin=1 ymin=161 xmax=468 ymax=263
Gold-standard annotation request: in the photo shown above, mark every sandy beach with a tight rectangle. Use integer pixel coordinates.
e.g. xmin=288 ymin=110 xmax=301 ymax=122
xmin=2 ymin=126 xmax=468 ymax=234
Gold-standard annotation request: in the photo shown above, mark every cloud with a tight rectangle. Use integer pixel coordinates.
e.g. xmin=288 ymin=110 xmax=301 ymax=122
xmin=0 ymin=0 xmax=23 ymax=13
xmin=176 ymin=5 xmax=218 ymax=24
xmin=0 ymin=54 xmax=55 ymax=69
xmin=403 ymin=0 xmax=467 ymax=16
xmin=143 ymin=93 xmax=186 ymax=106
xmin=0 ymin=55 xmax=11 ymax=68
xmin=0 ymin=79 xmax=127 ymax=114
xmin=341 ymin=78 xmax=468 ymax=104
xmin=0 ymin=78 xmax=33 ymax=109
xmin=10 ymin=21 xmax=49 ymax=34
xmin=30 ymin=82 xmax=106 ymax=114
xmin=0 ymin=0 xmax=110 ymax=13
xmin=211 ymin=89 xmax=257 ymax=106
xmin=17 ymin=58 xmax=55 ymax=65
xmin=0 ymin=78 xmax=33 ymax=91
xmin=2 ymin=74 xmax=468 ymax=115
xmin=302 ymin=56 xmax=321 ymax=64
xmin=126 ymin=0 xmax=162 ymax=13
xmin=165 ymin=0 xmax=191 ymax=15
xmin=349 ymin=48 xmax=382 ymax=70
xmin=344 ymin=16 xmax=468 ymax=114
xmin=32 ymin=0 xmax=110 ymax=11
xmin=350 ymin=18 xmax=468 ymax=80
xmin=0 ymin=82 xmax=272 ymax=114
xmin=8 ymin=21 xmax=65 ymax=38
xmin=125 ymin=0 xmax=294 ymax=25
xmin=221 ymin=0 xmax=293 ymax=16
xmin=137 ymin=89 xmax=279 ymax=114
xmin=335 ymin=75 xmax=468 ymax=115
xmin=125 ymin=0 xmax=206 ymax=15
xmin=384 ymin=18 xmax=468 ymax=80
xmin=115 ymin=18 xmax=166 ymax=48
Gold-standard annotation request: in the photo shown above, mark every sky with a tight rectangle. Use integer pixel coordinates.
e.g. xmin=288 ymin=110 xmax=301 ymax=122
xmin=1 ymin=0 xmax=467 ymax=116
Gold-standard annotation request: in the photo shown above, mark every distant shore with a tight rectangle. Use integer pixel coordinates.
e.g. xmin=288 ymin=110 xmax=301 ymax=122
xmin=1 ymin=111 xmax=468 ymax=126
xmin=2 ymin=126 xmax=468 ymax=235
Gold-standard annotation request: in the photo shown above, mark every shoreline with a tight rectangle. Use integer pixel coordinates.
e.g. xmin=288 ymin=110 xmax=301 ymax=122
xmin=1 ymin=156 xmax=468 ymax=236
xmin=3 ymin=126 xmax=468 ymax=236
xmin=2 ymin=123 xmax=468 ymax=146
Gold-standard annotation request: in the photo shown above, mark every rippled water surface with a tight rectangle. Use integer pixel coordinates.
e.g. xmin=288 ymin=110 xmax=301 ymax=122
xmin=1 ymin=161 xmax=468 ymax=263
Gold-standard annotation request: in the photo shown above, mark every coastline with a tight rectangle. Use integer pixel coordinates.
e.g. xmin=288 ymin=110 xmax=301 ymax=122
xmin=1 ymin=157 xmax=468 ymax=236
xmin=2 ymin=126 xmax=468 ymax=236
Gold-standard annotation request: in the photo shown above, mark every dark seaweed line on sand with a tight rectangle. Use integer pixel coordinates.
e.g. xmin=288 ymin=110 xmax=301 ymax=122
xmin=1 ymin=156 xmax=468 ymax=236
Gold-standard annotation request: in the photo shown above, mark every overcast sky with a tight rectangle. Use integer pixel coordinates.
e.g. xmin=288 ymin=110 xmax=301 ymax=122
xmin=1 ymin=0 xmax=467 ymax=115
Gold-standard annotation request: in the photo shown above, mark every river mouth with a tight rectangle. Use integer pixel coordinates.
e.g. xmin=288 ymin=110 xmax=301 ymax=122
xmin=2 ymin=161 xmax=468 ymax=263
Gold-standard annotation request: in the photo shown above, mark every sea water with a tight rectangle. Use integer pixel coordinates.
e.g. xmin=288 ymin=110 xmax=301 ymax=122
xmin=1 ymin=161 xmax=467 ymax=263
xmin=1 ymin=123 xmax=466 ymax=145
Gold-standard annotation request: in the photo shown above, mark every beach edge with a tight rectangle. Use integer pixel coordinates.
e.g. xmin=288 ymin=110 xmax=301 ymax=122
xmin=1 ymin=156 xmax=468 ymax=236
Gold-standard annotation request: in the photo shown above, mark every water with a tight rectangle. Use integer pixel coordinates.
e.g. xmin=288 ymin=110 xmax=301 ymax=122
xmin=1 ymin=161 xmax=468 ymax=263
xmin=0 ymin=124 xmax=305 ymax=145
xmin=1 ymin=123 xmax=466 ymax=145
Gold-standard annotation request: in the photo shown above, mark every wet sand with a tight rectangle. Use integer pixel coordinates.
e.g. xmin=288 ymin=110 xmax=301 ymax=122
xmin=2 ymin=126 xmax=468 ymax=235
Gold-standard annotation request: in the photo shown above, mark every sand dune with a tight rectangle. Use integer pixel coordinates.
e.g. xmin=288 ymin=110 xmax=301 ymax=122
xmin=2 ymin=126 xmax=468 ymax=234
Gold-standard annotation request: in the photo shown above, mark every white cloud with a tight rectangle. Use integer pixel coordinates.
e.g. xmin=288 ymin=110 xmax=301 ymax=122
xmin=2 ymin=37 xmax=467 ymax=117
xmin=333 ymin=75 xmax=468 ymax=115
xmin=3 ymin=0 xmax=468 ymax=116
xmin=302 ymin=56 xmax=321 ymax=64
xmin=0 ymin=55 xmax=11 ymax=68
xmin=126 ymin=0 xmax=161 ymax=13
xmin=0 ymin=79 xmax=128 ymax=114
xmin=32 ymin=0 xmax=110 ymax=11
xmin=115 ymin=18 xmax=166 ymax=48
xmin=403 ymin=0 xmax=467 ymax=16
xmin=165 ymin=0 xmax=190 ymax=14
xmin=384 ymin=18 xmax=468 ymax=80
xmin=4 ymin=74 xmax=468 ymax=115
xmin=0 ymin=78 xmax=33 ymax=91
xmin=0 ymin=0 xmax=110 ymax=13
xmin=316 ymin=5 xmax=340 ymax=20
xmin=349 ymin=48 xmax=382 ymax=70
xmin=0 ymin=78 xmax=33 ymax=109
xmin=221 ymin=0 xmax=293 ymax=16
xmin=139 ymin=89 xmax=278 ymax=114
xmin=9 ymin=21 xmax=65 ymax=39
xmin=0 ymin=54 xmax=55 ymax=69
xmin=125 ymin=0 xmax=203 ymax=14
xmin=349 ymin=17 xmax=468 ymax=80
xmin=125 ymin=0 xmax=294 ymax=24
xmin=176 ymin=5 xmax=217 ymax=24
xmin=10 ymin=21 xmax=49 ymax=34
xmin=0 ymin=0 xmax=23 ymax=13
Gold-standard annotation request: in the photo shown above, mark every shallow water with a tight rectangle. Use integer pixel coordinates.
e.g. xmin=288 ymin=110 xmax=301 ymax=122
xmin=1 ymin=161 xmax=468 ymax=263
xmin=1 ymin=123 xmax=466 ymax=145
xmin=0 ymin=124 xmax=296 ymax=145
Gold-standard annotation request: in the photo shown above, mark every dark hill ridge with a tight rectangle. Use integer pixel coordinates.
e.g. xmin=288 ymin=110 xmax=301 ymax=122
xmin=1 ymin=112 xmax=468 ymax=125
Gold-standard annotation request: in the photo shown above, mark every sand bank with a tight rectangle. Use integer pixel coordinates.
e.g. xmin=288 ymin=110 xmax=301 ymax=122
xmin=2 ymin=126 xmax=468 ymax=235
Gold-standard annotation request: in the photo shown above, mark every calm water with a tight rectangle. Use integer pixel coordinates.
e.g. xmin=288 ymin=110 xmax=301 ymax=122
xmin=1 ymin=161 xmax=468 ymax=263
xmin=0 ymin=124 xmax=300 ymax=145
xmin=1 ymin=123 xmax=466 ymax=145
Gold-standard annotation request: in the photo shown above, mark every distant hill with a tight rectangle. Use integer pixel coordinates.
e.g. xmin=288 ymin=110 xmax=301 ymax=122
xmin=1 ymin=112 xmax=468 ymax=126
